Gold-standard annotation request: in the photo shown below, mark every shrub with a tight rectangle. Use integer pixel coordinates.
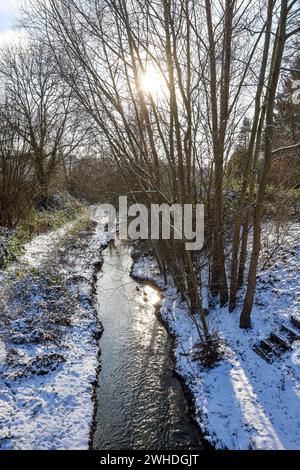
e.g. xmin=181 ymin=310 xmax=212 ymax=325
xmin=191 ymin=332 xmax=224 ymax=368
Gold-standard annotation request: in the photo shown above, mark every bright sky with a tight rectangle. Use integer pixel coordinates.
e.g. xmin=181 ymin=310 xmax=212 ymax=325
xmin=0 ymin=0 xmax=22 ymax=46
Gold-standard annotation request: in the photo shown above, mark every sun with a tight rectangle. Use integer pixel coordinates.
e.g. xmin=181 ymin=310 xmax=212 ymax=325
xmin=139 ymin=66 xmax=164 ymax=97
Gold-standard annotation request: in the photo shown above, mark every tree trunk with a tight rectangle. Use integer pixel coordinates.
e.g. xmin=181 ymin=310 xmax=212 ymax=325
xmin=240 ymin=0 xmax=288 ymax=328
xmin=229 ymin=0 xmax=274 ymax=312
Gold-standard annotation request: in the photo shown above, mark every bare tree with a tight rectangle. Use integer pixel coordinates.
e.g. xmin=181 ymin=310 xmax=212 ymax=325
xmin=22 ymin=0 xmax=299 ymax=335
xmin=0 ymin=44 xmax=88 ymax=206
xmin=0 ymin=113 xmax=33 ymax=227
xmin=229 ymin=0 xmax=275 ymax=312
xmin=240 ymin=0 xmax=293 ymax=328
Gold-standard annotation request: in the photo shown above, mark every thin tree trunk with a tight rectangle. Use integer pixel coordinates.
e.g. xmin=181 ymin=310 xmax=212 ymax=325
xmin=240 ymin=0 xmax=288 ymax=328
xmin=238 ymin=105 xmax=267 ymax=288
xmin=205 ymin=0 xmax=233 ymax=306
xmin=229 ymin=0 xmax=274 ymax=312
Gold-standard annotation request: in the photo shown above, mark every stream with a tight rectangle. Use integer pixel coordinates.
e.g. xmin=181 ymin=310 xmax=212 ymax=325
xmin=92 ymin=241 xmax=204 ymax=450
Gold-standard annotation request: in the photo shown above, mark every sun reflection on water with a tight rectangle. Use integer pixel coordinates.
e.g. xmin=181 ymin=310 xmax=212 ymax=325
xmin=143 ymin=285 xmax=161 ymax=306
xmin=134 ymin=285 xmax=162 ymax=343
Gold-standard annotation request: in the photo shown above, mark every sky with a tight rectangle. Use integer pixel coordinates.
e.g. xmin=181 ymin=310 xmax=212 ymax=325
xmin=0 ymin=0 xmax=22 ymax=46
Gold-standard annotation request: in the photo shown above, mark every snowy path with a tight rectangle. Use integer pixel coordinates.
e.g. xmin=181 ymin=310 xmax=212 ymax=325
xmin=0 ymin=212 xmax=108 ymax=449
xmin=22 ymin=221 xmax=75 ymax=268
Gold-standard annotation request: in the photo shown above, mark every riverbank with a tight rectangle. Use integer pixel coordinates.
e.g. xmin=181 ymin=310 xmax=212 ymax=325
xmin=0 ymin=209 xmax=110 ymax=449
xmin=131 ymin=225 xmax=300 ymax=450
xmin=2 ymin=211 xmax=298 ymax=449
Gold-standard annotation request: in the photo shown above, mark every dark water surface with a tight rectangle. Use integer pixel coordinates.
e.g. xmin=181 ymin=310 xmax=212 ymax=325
xmin=93 ymin=242 xmax=203 ymax=450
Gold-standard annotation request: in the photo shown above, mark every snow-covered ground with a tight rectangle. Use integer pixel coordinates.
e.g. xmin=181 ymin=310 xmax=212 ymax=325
xmin=22 ymin=221 xmax=75 ymax=269
xmin=1 ymin=210 xmax=299 ymax=450
xmin=0 ymin=208 xmax=110 ymax=450
xmin=132 ymin=224 xmax=300 ymax=450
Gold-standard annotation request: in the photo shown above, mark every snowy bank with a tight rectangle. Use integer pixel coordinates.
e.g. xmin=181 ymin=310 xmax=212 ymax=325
xmin=0 ymin=209 xmax=109 ymax=450
xmin=132 ymin=224 xmax=300 ymax=450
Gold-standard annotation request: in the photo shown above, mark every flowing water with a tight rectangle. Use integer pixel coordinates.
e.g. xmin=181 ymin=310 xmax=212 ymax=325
xmin=93 ymin=242 xmax=204 ymax=450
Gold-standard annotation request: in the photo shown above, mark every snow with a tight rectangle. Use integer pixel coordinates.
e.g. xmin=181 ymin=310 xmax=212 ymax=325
xmin=22 ymin=221 xmax=75 ymax=269
xmin=0 ymin=208 xmax=110 ymax=450
xmin=1 ymin=208 xmax=299 ymax=450
xmin=132 ymin=223 xmax=300 ymax=450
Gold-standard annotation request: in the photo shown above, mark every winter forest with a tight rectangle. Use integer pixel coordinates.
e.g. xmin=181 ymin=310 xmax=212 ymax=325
xmin=0 ymin=0 xmax=300 ymax=455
